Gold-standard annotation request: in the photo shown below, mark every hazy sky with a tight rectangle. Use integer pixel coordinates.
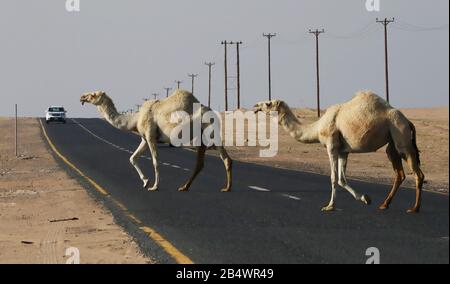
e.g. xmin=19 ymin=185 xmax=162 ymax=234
xmin=0 ymin=0 xmax=448 ymax=117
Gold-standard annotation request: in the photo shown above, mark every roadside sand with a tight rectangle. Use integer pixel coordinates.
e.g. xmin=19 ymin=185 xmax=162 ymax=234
xmin=224 ymin=107 xmax=449 ymax=193
xmin=0 ymin=118 xmax=151 ymax=264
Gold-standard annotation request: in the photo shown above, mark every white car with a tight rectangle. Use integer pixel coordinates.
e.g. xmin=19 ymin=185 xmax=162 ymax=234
xmin=45 ymin=106 xmax=67 ymax=124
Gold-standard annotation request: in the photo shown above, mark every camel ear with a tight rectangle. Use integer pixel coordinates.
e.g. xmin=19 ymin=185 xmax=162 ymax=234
xmin=265 ymin=101 xmax=273 ymax=108
xmin=274 ymin=101 xmax=282 ymax=108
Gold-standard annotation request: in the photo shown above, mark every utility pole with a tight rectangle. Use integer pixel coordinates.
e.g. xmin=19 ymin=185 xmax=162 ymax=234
xmin=164 ymin=87 xmax=172 ymax=98
xmin=204 ymin=62 xmax=215 ymax=108
xmin=135 ymin=104 xmax=141 ymax=112
xmin=15 ymin=104 xmax=18 ymax=157
xmin=142 ymin=98 xmax=148 ymax=102
xmin=188 ymin=74 xmax=198 ymax=95
xmin=231 ymin=41 xmax=243 ymax=109
xmin=263 ymin=33 xmax=276 ymax=100
xmin=152 ymin=93 xmax=159 ymax=100
xmin=175 ymin=80 xmax=183 ymax=89
xmin=376 ymin=18 xmax=395 ymax=103
xmin=309 ymin=29 xmax=325 ymax=118
xmin=221 ymin=40 xmax=229 ymax=111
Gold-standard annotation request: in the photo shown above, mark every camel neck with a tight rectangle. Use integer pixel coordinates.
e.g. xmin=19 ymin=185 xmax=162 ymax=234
xmin=97 ymin=98 xmax=137 ymax=131
xmin=279 ymin=106 xmax=319 ymax=144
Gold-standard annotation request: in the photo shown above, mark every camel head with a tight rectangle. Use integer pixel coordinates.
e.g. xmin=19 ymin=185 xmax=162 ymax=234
xmin=253 ymin=100 xmax=285 ymax=114
xmin=80 ymin=91 xmax=107 ymax=106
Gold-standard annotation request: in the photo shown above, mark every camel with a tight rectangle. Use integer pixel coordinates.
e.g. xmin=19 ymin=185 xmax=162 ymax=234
xmin=254 ymin=91 xmax=424 ymax=213
xmin=80 ymin=90 xmax=232 ymax=192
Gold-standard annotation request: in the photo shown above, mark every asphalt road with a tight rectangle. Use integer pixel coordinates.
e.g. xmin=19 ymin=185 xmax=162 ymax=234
xmin=41 ymin=118 xmax=449 ymax=264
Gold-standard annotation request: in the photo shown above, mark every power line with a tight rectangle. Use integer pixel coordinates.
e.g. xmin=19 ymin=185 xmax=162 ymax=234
xmin=376 ymin=17 xmax=395 ymax=103
xmin=394 ymin=20 xmax=449 ymax=32
xmin=277 ymin=35 xmax=310 ymax=46
xmin=309 ymin=29 xmax=325 ymax=118
xmin=327 ymin=22 xmax=378 ymax=40
xmin=163 ymin=18 xmax=445 ymax=111
xmin=263 ymin=33 xmax=276 ymax=100
xmin=240 ymin=37 xmax=262 ymax=51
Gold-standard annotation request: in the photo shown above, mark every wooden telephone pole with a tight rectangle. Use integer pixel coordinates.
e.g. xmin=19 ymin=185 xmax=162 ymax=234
xmin=376 ymin=18 xmax=395 ymax=103
xmin=175 ymin=80 xmax=183 ymax=89
xmin=164 ymin=87 xmax=172 ymax=98
xmin=231 ymin=41 xmax=243 ymax=109
xmin=221 ymin=41 xmax=229 ymax=111
xmin=263 ymin=33 xmax=276 ymax=100
xmin=309 ymin=29 xmax=325 ymax=118
xmin=205 ymin=62 xmax=215 ymax=108
xmin=188 ymin=74 xmax=198 ymax=95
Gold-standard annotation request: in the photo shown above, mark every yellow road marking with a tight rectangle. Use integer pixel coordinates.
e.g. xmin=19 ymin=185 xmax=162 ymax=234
xmin=39 ymin=119 xmax=194 ymax=264
xmin=39 ymin=119 xmax=108 ymax=196
xmin=127 ymin=213 xmax=142 ymax=225
xmin=140 ymin=226 xmax=194 ymax=264
xmin=110 ymin=198 xmax=128 ymax=211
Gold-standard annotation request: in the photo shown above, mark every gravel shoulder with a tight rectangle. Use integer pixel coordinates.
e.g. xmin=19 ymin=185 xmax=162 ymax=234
xmin=0 ymin=118 xmax=152 ymax=264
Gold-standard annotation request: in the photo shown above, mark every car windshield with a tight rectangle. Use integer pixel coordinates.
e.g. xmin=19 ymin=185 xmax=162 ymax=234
xmin=48 ymin=107 xmax=65 ymax=112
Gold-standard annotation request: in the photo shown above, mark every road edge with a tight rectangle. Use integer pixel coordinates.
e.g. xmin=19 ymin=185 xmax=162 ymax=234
xmin=37 ymin=118 xmax=194 ymax=264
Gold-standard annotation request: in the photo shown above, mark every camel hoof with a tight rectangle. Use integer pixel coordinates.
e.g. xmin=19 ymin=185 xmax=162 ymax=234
xmin=361 ymin=194 xmax=371 ymax=205
xmin=407 ymin=208 xmax=419 ymax=214
xmin=221 ymin=188 xmax=231 ymax=192
xmin=147 ymin=185 xmax=158 ymax=192
xmin=143 ymin=179 xmax=150 ymax=188
xmin=178 ymin=186 xmax=189 ymax=192
xmin=321 ymin=205 xmax=335 ymax=212
xmin=378 ymin=204 xmax=389 ymax=210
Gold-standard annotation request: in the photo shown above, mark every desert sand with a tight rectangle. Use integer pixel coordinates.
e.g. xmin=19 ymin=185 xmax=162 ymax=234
xmin=224 ymin=107 xmax=449 ymax=193
xmin=0 ymin=118 xmax=151 ymax=264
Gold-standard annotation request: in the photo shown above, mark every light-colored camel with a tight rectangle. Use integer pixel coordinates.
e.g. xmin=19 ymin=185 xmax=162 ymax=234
xmin=254 ymin=91 xmax=424 ymax=213
xmin=80 ymin=90 xmax=232 ymax=192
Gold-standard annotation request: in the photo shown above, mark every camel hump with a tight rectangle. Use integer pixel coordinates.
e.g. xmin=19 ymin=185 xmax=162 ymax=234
xmin=351 ymin=90 xmax=392 ymax=110
xmin=169 ymin=89 xmax=200 ymax=103
xmin=353 ymin=90 xmax=383 ymax=101
xmin=151 ymin=89 xmax=204 ymax=120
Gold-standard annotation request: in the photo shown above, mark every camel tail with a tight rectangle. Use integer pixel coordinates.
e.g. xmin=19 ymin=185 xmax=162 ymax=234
xmin=409 ymin=121 xmax=421 ymax=166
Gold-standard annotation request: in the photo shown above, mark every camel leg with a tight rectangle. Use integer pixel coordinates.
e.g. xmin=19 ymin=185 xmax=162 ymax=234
xmin=178 ymin=145 xmax=206 ymax=192
xmin=405 ymin=153 xmax=424 ymax=213
xmin=379 ymin=144 xmax=406 ymax=210
xmin=129 ymin=137 xmax=150 ymax=188
xmin=217 ymin=146 xmax=232 ymax=192
xmin=338 ymin=153 xmax=371 ymax=206
xmin=322 ymin=146 xmax=339 ymax=212
xmin=146 ymin=137 xmax=160 ymax=191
